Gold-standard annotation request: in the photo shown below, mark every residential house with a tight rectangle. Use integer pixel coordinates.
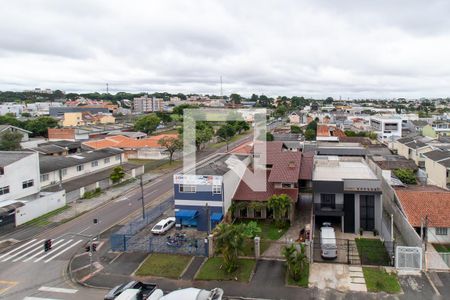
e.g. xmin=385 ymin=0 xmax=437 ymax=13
xmin=83 ymin=133 xmax=178 ymax=160
xmin=49 ymin=106 xmax=110 ymax=117
xmin=370 ymin=116 xmax=402 ymax=142
xmin=394 ymin=136 xmax=434 ymax=167
xmin=48 ymin=128 xmax=90 ymax=141
xmin=0 ymin=151 xmax=66 ymax=228
xmin=312 ymin=156 xmax=382 ymax=234
xmin=62 ymin=112 xmax=115 ymax=127
xmin=0 ymin=125 xmax=31 ymax=142
xmin=232 ymin=141 xmax=313 ymax=222
xmin=395 ymin=185 xmax=450 ymax=243
xmin=423 ymin=150 xmax=450 ymax=190
xmin=316 ymin=124 xmax=346 ymax=142
xmin=423 ymin=121 xmax=450 ymax=138
xmin=173 ymin=153 xmax=251 ymax=232
xmin=289 ymin=111 xmax=302 ymax=124
xmin=39 ymin=148 xmax=143 ymax=202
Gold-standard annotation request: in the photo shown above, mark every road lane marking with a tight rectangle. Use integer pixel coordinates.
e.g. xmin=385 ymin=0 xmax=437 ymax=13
xmin=1 ymin=239 xmax=43 ymax=262
xmin=38 ymin=286 xmax=78 ymax=294
xmin=78 ymin=227 xmax=90 ymax=234
xmin=22 ymin=239 xmax=66 ymax=262
xmin=34 ymin=239 xmax=74 ymax=262
xmin=0 ymin=239 xmax=37 ymax=260
xmin=43 ymin=240 xmax=83 ymax=263
xmin=24 ymin=297 xmax=61 ymax=300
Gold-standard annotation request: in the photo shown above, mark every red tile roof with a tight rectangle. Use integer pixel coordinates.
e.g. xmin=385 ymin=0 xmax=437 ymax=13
xmin=230 ymin=142 xmax=254 ymax=155
xmin=299 ymin=152 xmax=314 ymax=180
xmin=317 ymin=125 xmax=346 ymax=138
xmin=233 ymin=170 xmax=298 ymax=202
xmin=83 ymin=134 xmax=178 ymax=150
xmin=395 ymin=186 xmax=450 ymax=227
xmin=268 ymin=152 xmax=301 ymax=183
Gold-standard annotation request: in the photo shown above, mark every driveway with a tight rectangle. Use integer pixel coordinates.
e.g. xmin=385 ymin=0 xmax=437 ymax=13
xmin=309 ymin=263 xmax=367 ymax=292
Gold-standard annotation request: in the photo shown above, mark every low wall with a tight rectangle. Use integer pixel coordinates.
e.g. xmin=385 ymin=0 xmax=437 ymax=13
xmin=15 ymin=190 xmax=66 ymax=225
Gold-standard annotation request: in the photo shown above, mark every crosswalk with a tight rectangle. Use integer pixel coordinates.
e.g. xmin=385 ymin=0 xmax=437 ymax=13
xmin=0 ymin=238 xmax=83 ymax=264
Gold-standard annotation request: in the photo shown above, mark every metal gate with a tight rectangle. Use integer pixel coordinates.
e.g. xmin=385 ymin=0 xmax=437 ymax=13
xmin=148 ymin=236 xmax=208 ymax=256
xmin=313 ymin=238 xmax=359 ymax=264
xmin=395 ymin=246 xmax=422 ymax=271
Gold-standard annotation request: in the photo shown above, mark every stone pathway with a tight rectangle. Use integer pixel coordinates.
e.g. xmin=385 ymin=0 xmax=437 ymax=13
xmin=309 ymin=263 xmax=367 ymax=292
xmin=349 ymin=266 xmax=367 ymax=292
xmin=181 ymin=256 xmax=205 ymax=280
xmin=50 ymin=172 xmax=162 ymax=222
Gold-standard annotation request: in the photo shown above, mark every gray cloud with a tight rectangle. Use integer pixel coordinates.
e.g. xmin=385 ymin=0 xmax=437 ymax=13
xmin=0 ymin=0 xmax=450 ymax=98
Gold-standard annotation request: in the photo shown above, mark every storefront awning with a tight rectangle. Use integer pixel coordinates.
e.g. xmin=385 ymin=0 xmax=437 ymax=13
xmin=175 ymin=209 xmax=198 ymax=219
xmin=210 ymin=213 xmax=223 ymax=222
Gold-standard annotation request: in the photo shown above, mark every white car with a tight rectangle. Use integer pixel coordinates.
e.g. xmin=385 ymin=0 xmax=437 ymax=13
xmin=151 ymin=217 xmax=176 ymax=235
xmin=149 ymin=288 xmax=223 ymax=300
xmin=320 ymin=223 xmax=337 ymax=259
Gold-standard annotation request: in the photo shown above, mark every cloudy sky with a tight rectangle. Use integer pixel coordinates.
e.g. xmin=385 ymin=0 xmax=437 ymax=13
xmin=1 ymin=0 xmax=450 ymax=98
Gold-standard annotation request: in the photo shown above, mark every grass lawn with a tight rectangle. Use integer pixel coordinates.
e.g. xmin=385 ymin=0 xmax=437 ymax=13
xmin=433 ymin=244 xmax=450 ymax=252
xmin=24 ymin=205 xmax=70 ymax=226
xmin=128 ymin=159 xmax=183 ymax=173
xmin=363 ymin=266 xmax=401 ymax=293
xmin=355 ymin=238 xmax=391 ymax=266
xmin=237 ymin=219 xmax=289 ymax=240
xmin=286 ymin=262 xmax=310 ymax=288
xmin=195 ymin=257 xmax=256 ymax=282
xmin=241 ymin=239 xmax=270 ymax=257
xmin=135 ymin=253 xmax=192 ymax=279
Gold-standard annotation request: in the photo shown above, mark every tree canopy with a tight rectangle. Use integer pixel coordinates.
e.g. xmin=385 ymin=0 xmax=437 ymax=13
xmin=0 ymin=131 xmax=23 ymax=151
xmin=158 ymin=136 xmax=182 ymax=163
xmin=134 ymin=114 xmax=161 ymax=134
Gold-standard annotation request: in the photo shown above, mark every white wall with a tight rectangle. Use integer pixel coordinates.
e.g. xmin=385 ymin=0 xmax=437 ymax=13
xmin=15 ymin=190 xmax=66 ymax=225
xmin=40 ymin=153 xmax=123 ymax=187
xmin=0 ymin=152 xmax=40 ymax=202
xmin=428 ymin=227 xmax=450 ymax=244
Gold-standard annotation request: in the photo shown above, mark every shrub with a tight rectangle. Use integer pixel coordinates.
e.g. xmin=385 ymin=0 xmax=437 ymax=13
xmin=393 ymin=168 xmax=417 ymax=184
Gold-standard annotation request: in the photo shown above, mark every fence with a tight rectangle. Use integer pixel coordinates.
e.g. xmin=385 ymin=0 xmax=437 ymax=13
xmin=396 ymin=246 xmax=422 ymax=271
xmin=438 ymin=252 xmax=450 ymax=268
xmin=148 ymin=236 xmax=208 ymax=256
xmin=110 ymin=197 xmax=174 ymax=251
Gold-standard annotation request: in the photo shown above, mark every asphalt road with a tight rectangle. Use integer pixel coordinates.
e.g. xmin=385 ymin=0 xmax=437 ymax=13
xmin=0 ymin=133 xmax=255 ymax=300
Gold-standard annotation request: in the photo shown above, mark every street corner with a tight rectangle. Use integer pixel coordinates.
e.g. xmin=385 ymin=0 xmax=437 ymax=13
xmin=0 ymin=279 xmax=18 ymax=296
xmin=398 ymin=272 xmax=438 ymax=299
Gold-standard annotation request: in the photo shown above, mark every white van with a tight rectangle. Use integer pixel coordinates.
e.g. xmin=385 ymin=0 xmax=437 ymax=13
xmin=320 ymin=224 xmax=337 ymax=259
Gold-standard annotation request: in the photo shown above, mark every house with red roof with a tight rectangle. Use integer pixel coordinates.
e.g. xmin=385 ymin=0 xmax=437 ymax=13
xmin=231 ymin=141 xmax=313 ymax=222
xmin=394 ymin=185 xmax=450 ymax=243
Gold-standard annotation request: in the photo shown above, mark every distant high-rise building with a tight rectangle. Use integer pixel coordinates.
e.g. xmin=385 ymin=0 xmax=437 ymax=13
xmin=133 ymin=95 xmax=163 ymax=113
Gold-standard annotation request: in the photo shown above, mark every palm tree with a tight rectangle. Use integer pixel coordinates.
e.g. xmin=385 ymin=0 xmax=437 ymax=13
xmin=283 ymin=243 xmax=308 ymax=281
xmin=214 ymin=223 xmax=246 ymax=273
xmin=267 ymin=194 xmax=292 ymax=228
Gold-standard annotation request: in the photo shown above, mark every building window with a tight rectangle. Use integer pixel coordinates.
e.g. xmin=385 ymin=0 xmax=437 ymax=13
xmin=254 ymin=208 xmax=262 ymax=218
xmin=436 ymin=228 xmax=448 ymax=235
xmin=320 ymin=194 xmax=336 ymax=209
xmin=91 ymin=160 xmax=99 ymax=167
xmin=115 ymin=155 xmax=121 ymax=161
xmin=282 ymin=183 xmax=293 ymax=188
xmin=22 ymin=179 xmax=34 ymax=189
xmin=0 ymin=186 xmax=9 ymax=195
xmin=240 ymin=207 xmax=248 ymax=218
xmin=76 ymin=165 xmax=84 ymax=172
xmin=179 ymin=184 xmax=196 ymax=193
xmin=61 ymin=168 xmax=67 ymax=177
xmin=212 ymin=185 xmax=221 ymax=194
xmin=104 ymin=157 xmax=110 ymax=164
xmin=41 ymin=174 xmax=49 ymax=182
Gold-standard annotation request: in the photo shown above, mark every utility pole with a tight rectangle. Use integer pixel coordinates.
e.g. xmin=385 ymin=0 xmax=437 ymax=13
xmin=106 ymin=83 xmax=109 ymax=94
xmin=424 ymin=215 xmax=428 ymax=251
xmin=206 ymin=203 xmax=210 ymax=234
xmin=220 ymin=76 xmax=223 ymax=98
xmin=140 ymin=176 xmax=145 ymax=220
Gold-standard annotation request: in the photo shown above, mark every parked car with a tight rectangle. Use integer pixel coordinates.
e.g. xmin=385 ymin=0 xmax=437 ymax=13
xmin=151 ymin=217 xmax=176 ymax=235
xmin=320 ymin=223 xmax=337 ymax=259
xmin=104 ymin=281 xmax=157 ymax=300
xmin=151 ymin=287 xmax=223 ymax=300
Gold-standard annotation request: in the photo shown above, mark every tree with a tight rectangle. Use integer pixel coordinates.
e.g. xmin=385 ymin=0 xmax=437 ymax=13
xmin=265 ymin=132 xmax=274 ymax=141
xmin=290 ymin=125 xmax=302 ymax=134
xmin=216 ymin=123 xmax=236 ymax=151
xmin=21 ymin=112 xmax=31 ymax=118
xmin=230 ymin=93 xmax=242 ymax=104
xmin=172 ymin=104 xmax=198 ymax=116
xmin=324 ymin=97 xmax=334 ymax=104
xmin=155 ymin=112 xmax=172 ymax=123
xmin=304 ymin=129 xmax=316 ymax=141
xmin=275 ymin=105 xmax=287 ymax=117
xmin=25 ymin=116 xmax=58 ymax=137
xmin=393 ymin=168 xmax=417 ymax=185
xmin=267 ymin=194 xmax=292 ymax=227
xmin=283 ymin=243 xmax=308 ymax=282
xmin=158 ymin=136 xmax=182 ymax=164
xmin=0 ymin=131 xmax=23 ymax=151
xmin=214 ymin=223 xmax=246 ymax=273
xmin=134 ymin=114 xmax=160 ymax=134
xmin=110 ymin=166 xmax=125 ymax=184
xmin=242 ymin=221 xmax=262 ymax=239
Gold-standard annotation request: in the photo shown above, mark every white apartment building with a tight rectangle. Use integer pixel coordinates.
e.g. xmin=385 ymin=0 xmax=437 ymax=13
xmin=133 ymin=96 xmax=164 ymax=113
xmin=370 ymin=116 xmax=402 ymax=142
xmin=0 ymin=151 xmax=66 ymax=228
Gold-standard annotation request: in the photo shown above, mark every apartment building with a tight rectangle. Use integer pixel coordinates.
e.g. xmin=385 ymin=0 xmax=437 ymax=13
xmin=312 ymin=156 xmax=382 ymax=234
xmin=133 ymin=96 xmax=164 ymax=113
xmin=0 ymin=151 xmax=65 ymax=228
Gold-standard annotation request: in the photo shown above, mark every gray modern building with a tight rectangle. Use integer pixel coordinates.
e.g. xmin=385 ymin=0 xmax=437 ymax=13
xmin=312 ymin=156 xmax=382 ymax=234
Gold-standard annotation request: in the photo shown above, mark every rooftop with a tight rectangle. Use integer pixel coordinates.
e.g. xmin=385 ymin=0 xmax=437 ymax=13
xmin=313 ymin=156 xmax=378 ymax=181
xmin=395 ymin=185 xmax=450 ymax=227
xmin=0 ymin=151 xmax=35 ymax=167
xmin=423 ymin=149 xmax=450 ymax=167
xmin=186 ymin=153 xmax=249 ymax=176
xmin=83 ymin=133 xmax=178 ymax=150
xmin=39 ymin=148 xmax=123 ymax=173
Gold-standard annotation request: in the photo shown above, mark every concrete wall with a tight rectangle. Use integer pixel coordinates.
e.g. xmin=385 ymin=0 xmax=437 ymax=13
xmin=15 ymin=190 xmax=66 ymax=225
xmin=0 ymin=152 xmax=40 ymax=202
xmin=424 ymin=156 xmax=448 ymax=189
